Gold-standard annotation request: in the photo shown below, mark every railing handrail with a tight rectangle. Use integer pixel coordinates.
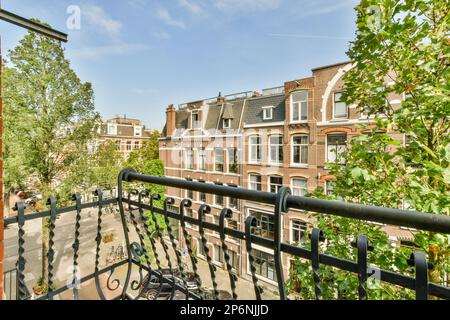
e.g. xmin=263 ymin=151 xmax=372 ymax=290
xmin=122 ymin=171 xmax=450 ymax=234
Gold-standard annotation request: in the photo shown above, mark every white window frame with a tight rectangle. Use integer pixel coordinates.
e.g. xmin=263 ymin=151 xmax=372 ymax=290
xmin=269 ymin=134 xmax=283 ymax=165
xmin=269 ymin=176 xmax=283 ymax=193
xmin=262 ymin=106 xmax=275 ymax=120
xmin=291 ymin=178 xmax=308 ymax=197
xmin=249 ymin=174 xmax=262 ymax=191
xmin=198 ymin=148 xmax=206 ymax=171
xmin=134 ymin=126 xmax=142 ymax=137
xmin=107 ymin=123 xmax=117 ymax=135
xmin=249 ymin=135 xmax=262 ymax=164
xmin=291 ymin=135 xmax=309 ymax=166
xmin=290 ymin=220 xmax=308 ymax=245
xmin=290 ymin=91 xmax=308 ymax=123
xmin=223 ymin=118 xmax=231 ymax=129
xmin=185 ymin=149 xmax=194 ymax=170
xmin=214 ymin=148 xmax=225 ymax=173
xmin=326 ymin=133 xmax=347 ymax=165
xmin=333 ymin=92 xmax=348 ymax=119
xmin=191 ymin=111 xmax=200 ymax=129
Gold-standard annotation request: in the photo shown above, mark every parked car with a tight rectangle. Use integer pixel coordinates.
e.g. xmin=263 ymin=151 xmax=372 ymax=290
xmin=139 ymin=270 xmax=199 ymax=300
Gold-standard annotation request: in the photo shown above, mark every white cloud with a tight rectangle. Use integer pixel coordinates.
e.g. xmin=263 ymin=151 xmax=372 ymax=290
xmin=156 ymin=7 xmax=186 ymax=29
xmin=178 ymin=0 xmax=204 ymax=14
xmin=213 ymin=0 xmax=282 ymax=12
xmin=83 ymin=5 xmax=123 ymax=36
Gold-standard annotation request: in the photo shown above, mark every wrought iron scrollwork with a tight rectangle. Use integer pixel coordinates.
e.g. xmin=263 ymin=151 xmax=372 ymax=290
xmin=408 ymin=252 xmax=433 ymax=300
xmin=163 ymin=197 xmax=190 ymax=300
xmin=46 ymin=197 xmax=57 ymax=300
xmin=15 ymin=202 xmax=28 ymax=300
xmin=219 ymin=208 xmax=238 ymax=300
xmin=198 ymin=204 xmax=219 ymax=300
xmin=93 ymin=189 xmax=107 ymax=300
xmin=310 ymin=228 xmax=325 ymax=300
xmin=245 ymin=215 xmax=262 ymax=300
xmin=274 ymin=187 xmax=290 ymax=300
xmin=71 ymin=193 xmax=82 ymax=300
xmin=180 ymin=199 xmax=204 ymax=299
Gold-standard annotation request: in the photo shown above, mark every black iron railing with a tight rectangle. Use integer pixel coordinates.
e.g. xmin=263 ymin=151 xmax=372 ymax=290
xmin=2 ymin=169 xmax=450 ymax=300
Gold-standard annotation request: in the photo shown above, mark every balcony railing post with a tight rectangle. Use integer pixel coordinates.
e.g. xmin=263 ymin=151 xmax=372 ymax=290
xmin=274 ymin=187 xmax=291 ymax=300
xmin=311 ymin=228 xmax=325 ymax=300
xmin=15 ymin=202 xmax=27 ymax=300
xmin=46 ymin=197 xmax=57 ymax=300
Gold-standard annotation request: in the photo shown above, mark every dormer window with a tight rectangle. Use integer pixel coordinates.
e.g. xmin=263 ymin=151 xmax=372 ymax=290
xmin=134 ymin=126 xmax=142 ymax=137
xmin=263 ymin=106 xmax=274 ymax=120
xmin=107 ymin=123 xmax=117 ymax=135
xmin=191 ymin=111 xmax=200 ymax=129
xmin=223 ymin=118 xmax=231 ymax=129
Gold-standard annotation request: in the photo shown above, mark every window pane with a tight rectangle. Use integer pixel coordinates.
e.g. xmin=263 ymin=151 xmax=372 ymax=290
xmin=215 ymin=148 xmax=224 ymax=172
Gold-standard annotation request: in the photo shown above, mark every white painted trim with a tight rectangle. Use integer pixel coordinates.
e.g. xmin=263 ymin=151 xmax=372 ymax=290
xmin=243 ymin=122 xmax=284 ymax=129
xmin=321 ymin=63 xmax=355 ymax=123
xmin=290 ymin=134 xmax=309 ymax=166
xmin=289 ymin=90 xmax=309 ymax=123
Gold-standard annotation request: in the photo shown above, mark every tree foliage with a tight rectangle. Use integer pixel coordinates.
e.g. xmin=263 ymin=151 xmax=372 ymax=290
xmin=288 ymin=0 xmax=449 ymax=299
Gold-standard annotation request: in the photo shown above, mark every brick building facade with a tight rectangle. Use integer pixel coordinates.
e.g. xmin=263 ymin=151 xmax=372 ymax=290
xmin=96 ymin=116 xmax=155 ymax=158
xmin=159 ymin=61 xmax=412 ymax=290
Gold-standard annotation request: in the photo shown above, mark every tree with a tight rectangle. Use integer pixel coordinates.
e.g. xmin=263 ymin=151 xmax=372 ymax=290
xmin=2 ymin=66 xmax=31 ymax=213
xmin=88 ymin=140 xmax=124 ymax=191
xmin=288 ymin=0 xmax=449 ymax=299
xmin=4 ymin=23 xmax=99 ymax=285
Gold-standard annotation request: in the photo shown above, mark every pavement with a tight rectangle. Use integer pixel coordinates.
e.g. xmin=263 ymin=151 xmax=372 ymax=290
xmin=3 ymin=207 xmax=277 ymax=300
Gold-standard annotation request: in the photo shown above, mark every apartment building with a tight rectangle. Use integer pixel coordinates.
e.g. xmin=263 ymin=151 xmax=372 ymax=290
xmin=97 ymin=116 xmax=155 ymax=158
xmin=159 ymin=61 xmax=412 ymax=290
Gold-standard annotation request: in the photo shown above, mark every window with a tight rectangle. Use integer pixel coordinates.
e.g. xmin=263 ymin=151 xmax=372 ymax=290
xmin=326 ymin=180 xmax=335 ymax=196
xmin=263 ymin=106 xmax=274 ymax=120
xmin=291 ymin=220 xmax=307 ymax=245
xmin=215 ymin=148 xmax=224 ymax=172
xmin=213 ymin=215 xmax=220 ymax=236
xmin=249 ymin=136 xmax=262 ymax=163
xmin=269 ymin=176 xmax=283 ymax=194
xmin=107 ymin=123 xmax=117 ymax=135
xmin=227 ymin=219 xmax=238 ymax=230
xmin=229 ymin=251 xmax=239 ymax=270
xmin=249 ymin=174 xmax=262 ymax=191
xmin=333 ymin=92 xmax=348 ymax=119
xmin=198 ymin=180 xmax=206 ymax=203
xmin=327 ymin=134 xmax=347 ymax=165
xmin=134 ymin=126 xmax=142 ymax=137
xmin=198 ymin=148 xmax=206 ymax=171
xmin=198 ymin=242 xmax=206 ymax=256
xmin=228 ymin=148 xmax=238 ymax=174
xmin=228 ymin=185 xmax=238 ymax=209
xmin=126 ymin=141 xmax=132 ymax=151
xmin=184 ymin=208 xmax=195 ymax=229
xmin=134 ymin=141 xmax=140 ymax=149
xmin=292 ymin=135 xmax=308 ymax=165
xmin=185 ymin=149 xmax=194 ymax=170
xmin=250 ymin=210 xmax=275 ymax=240
xmin=291 ymin=91 xmax=308 ymax=122
xmin=215 ymin=183 xmax=224 ymax=207
xmin=115 ymin=140 xmax=120 ymax=150
xmin=214 ymin=245 xmax=223 ymax=263
xmin=292 ymin=178 xmax=308 ymax=197
xmin=192 ymin=111 xmax=200 ymax=129
xmin=223 ymin=118 xmax=231 ymax=129
xmin=186 ymin=179 xmax=194 ymax=200
xmin=269 ymin=135 xmax=283 ymax=164
xmin=251 ymin=250 xmax=276 ymax=281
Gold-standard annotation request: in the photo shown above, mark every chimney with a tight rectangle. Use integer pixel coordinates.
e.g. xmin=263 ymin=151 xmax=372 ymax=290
xmin=217 ymin=92 xmax=225 ymax=103
xmin=166 ymin=104 xmax=176 ymax=136
xmin=252 ymin=91 xmax=261 ymax=97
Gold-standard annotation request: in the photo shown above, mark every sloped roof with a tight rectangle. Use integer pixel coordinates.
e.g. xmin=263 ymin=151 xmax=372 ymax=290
xmin=243 ymin=94 xmax=285 ymax=125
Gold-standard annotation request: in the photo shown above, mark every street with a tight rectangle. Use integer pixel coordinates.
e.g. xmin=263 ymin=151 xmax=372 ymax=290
xmin=4 ymin=207 xmax=277 ymax=300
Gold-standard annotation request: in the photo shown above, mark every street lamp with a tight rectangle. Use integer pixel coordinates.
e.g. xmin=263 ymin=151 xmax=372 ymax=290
xmin=0 ymin=4 xmax=68 ymax=300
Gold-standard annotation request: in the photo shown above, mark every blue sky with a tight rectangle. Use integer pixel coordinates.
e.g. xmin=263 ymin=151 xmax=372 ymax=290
xmin=0 ymin=0 xmax=358 ymax=130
